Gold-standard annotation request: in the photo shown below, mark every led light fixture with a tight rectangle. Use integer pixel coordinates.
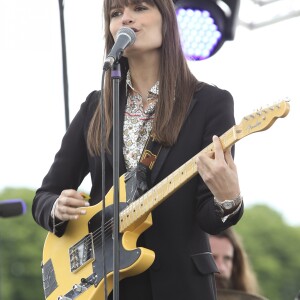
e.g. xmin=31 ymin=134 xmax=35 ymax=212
xmin=174 ymin=0 xmax=240 ymax=60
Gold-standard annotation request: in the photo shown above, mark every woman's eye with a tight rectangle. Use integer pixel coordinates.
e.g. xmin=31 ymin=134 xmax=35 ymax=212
xmin=111 ymin=10 xmax=122 ymax=18
xmin=135 ymin=5 xmax=148 ymax=12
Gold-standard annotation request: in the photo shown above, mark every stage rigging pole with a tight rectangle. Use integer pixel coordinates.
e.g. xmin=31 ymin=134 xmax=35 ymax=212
xmin=58 ymin=0 xmax=70 ymax=130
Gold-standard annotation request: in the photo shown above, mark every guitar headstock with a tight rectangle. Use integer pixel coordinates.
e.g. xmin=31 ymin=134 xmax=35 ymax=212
xmin=235 ymin=99 xmax=290 ymax=140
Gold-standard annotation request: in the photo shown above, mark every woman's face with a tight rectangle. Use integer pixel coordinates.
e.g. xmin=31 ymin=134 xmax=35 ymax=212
xmin=109 ymin=1 xmax=163 ymax=58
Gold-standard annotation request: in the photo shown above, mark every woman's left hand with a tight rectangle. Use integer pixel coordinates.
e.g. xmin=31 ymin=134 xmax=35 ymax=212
xmin=196 ymin=135 xmax=240 ymax=200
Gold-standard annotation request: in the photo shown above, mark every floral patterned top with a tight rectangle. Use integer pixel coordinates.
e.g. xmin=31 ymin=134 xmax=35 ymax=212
xmin=123 ymin=71 xmax=159 ymax=171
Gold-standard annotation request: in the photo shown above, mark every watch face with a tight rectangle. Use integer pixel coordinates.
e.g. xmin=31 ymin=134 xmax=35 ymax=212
xmin=223 ymin=201 xmax=234 ymax=209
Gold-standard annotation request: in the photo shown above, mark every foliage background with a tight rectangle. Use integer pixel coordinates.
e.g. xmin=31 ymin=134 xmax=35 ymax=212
xmin=235 ymin=205 xmax=300 ymax=300
xmin=1 ymin=188 xmax=300 ymax=300
xmin=0 ymin=188 xmax=46 ymax=299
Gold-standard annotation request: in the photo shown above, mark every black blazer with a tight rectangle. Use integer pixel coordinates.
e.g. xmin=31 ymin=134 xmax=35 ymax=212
xmin=32 ymin=82 xmax=243 ymax=300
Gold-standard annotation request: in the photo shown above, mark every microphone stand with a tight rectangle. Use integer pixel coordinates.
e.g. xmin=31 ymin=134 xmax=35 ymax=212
xmin=111 ymin=62 xmax=121 ymax=300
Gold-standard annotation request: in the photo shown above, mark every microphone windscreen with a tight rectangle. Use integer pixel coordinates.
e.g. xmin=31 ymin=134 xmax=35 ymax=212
xmin=0 ymin=199 xmax=27 ymax=218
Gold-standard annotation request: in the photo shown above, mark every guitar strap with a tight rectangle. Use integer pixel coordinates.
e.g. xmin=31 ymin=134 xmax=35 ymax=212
xmin=125 ymin=133 xmax=162 ymax=204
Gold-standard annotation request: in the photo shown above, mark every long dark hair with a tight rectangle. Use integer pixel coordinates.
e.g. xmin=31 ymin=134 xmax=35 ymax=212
xmin=88 ymin=0 xmax=201 ymax=156
xmin=214 ymin=228 xmax=260 ymax=294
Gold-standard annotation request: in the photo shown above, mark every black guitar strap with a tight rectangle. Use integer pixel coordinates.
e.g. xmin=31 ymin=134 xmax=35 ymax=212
xmin=125 ymin=133 xmax=162 ymax=204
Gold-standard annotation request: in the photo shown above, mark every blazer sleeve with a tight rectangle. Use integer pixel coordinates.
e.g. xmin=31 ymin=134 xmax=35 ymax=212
xmin=193 ymin=84 xmax=243 ymax=234
xmin=32 ymin=91 xmax=99 ymax=234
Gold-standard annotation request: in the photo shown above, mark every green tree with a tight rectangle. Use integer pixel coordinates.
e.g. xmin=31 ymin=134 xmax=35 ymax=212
xmin=0 ymin=188 xmax=46 ymax=300
xmin=235 ymin=204 xmax=300 ymax=300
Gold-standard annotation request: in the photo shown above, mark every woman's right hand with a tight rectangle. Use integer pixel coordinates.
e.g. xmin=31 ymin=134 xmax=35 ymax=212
xmin=52 ymin=189 xmax=90 ymax=221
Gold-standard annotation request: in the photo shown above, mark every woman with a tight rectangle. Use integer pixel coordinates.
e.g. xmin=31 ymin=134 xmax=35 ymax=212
xmin=32 ymin=1 xmax=243 ymax=299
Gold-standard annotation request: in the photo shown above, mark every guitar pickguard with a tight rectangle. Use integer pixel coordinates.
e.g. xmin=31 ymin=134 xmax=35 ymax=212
xmin=87 ymin=203 xmax=142 ymax=286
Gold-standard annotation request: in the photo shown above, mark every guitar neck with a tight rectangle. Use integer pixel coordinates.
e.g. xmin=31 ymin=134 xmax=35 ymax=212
xmin=119 ymin=99 xmax=290 ymax=232
xmin=119 ymin=125 xmax=238 ymax=232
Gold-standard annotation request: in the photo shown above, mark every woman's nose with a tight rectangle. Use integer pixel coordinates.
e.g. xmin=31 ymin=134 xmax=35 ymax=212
xmin=122 ymin=8 xmax=134 ymax=25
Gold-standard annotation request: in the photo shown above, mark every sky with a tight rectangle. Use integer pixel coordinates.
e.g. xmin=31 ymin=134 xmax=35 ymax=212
xmin=1 ymin=1 xmax=299 ymax=226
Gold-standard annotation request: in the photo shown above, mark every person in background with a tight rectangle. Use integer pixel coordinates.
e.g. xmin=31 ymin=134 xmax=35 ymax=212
xmin=209 ymin=227 xmax=260 ymax=295
xmin=32 ymin=1 xmax=244 ymax=299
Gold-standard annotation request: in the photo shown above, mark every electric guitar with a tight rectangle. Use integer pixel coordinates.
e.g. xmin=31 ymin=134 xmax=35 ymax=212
xmin=41 ymin=100 xmax=290 ymax=300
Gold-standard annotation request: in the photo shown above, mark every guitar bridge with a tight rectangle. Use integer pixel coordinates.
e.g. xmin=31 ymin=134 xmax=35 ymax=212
xmin=69 ymin=233 xmax=94 ymax=273
xmin=58 ymin=274 xmax=97 ymax=300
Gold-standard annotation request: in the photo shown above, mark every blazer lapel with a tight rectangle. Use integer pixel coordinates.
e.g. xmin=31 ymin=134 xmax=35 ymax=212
xmin=150 ymin=92 xmax=199 ymax=184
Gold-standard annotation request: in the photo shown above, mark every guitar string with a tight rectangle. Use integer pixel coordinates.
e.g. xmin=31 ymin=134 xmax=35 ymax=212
xmin=87 ymin=170 xmax=186 ymax=249
xmin=87 ymin=198 xmax=147 ymax=251
xmin=86 ymin=212 xmax=123 ymax=250
xmin=90 ymin=203 xmax=141 ymax=249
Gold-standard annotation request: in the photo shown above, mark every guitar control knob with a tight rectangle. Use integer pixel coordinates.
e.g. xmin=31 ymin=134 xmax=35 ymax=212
xmin=73 ymin=284 xmax=87 ymax=293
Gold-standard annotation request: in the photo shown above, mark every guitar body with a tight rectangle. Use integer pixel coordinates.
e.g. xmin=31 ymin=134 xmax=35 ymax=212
xmin=42 ymin=175 xmax=155 ymax=300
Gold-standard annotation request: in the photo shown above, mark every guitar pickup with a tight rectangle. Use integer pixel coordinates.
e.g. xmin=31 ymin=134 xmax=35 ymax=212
xmin=69 ymin=233 xmax=94 ymax=273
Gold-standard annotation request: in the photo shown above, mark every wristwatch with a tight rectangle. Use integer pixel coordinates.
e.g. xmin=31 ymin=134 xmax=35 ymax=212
xmin=214 ymin=194 xmax=243 ymax=215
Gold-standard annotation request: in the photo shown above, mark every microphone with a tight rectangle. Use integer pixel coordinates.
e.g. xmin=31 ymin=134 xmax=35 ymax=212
xmin=103 ymin=27 xmax=136 ymax=70
xmin=0 ymin=199 xmax=27 ymax=218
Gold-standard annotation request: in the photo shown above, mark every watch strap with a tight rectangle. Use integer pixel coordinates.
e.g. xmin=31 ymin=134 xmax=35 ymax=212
xmin=214 ymin=194 xmax=243 ymax=216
